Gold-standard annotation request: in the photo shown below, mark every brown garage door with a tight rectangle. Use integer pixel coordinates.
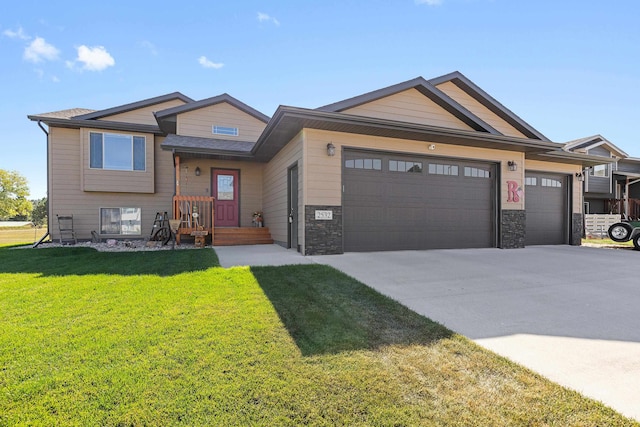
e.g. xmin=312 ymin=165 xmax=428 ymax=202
xmin=525 ymin=172 xmax=569 ymax=245
xmin=343 ymin=150 xmax=497 ymax=252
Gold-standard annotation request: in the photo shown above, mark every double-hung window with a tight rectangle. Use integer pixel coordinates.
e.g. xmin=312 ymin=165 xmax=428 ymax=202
xmin=90 ymin=132 xmax=146 ymax=171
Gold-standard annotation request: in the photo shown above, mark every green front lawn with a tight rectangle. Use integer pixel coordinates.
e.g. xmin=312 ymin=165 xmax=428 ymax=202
xmin=0 ymin=247 xmax=636 ymax=426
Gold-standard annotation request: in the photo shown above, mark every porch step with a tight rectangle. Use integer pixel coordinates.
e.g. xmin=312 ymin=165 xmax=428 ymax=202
xmin=213 ymin=227 xmax=274 ymax=246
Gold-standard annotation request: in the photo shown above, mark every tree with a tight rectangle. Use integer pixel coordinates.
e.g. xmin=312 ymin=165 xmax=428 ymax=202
xmin=31 ymin=197 xmax=48 ymax=227
xmin=0 ymin=169 xmax=32 ymax=220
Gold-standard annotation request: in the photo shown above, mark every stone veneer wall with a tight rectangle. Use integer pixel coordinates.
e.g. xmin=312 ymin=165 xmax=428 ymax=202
xmin=571 ymin=213 xmax=583 ymax=246
xmin=501 ymin=210 xmax=526 ymax=249
xmin=304 ymin=205 xmax=343 ymax=255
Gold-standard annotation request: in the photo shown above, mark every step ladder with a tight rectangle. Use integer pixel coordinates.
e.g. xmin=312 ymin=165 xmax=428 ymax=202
xmin=149 ymin=212 xmax=171 ymax=245
xmin=57 ymin=214 xmax=77 ymax=245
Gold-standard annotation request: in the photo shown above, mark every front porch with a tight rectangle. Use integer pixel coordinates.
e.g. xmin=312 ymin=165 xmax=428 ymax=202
xmin=604 ymin=198 xmax=640 ymax=220
xmin=172 ymin=195 xmax=273 ymax=246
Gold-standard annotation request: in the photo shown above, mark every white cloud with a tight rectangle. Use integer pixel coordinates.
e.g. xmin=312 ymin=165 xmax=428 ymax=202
xmin=3 ymin=26 xmax=29 ymax=40
xmin=52 ymin=76 xmax=60 ymax=83
xmin=415 ymin=0 xmax=443 ymax=5
xmin=74 ymin=45 xmax=115 ymax=71
xmin=257 ymin=12 xmax=280 ymax=26
xmin=139 ymin=40 xmax=158 ymax=56
xmin=23 ymin=37 xmax=60 ymax=63
xmin=198 ymin=56 xmax=224 ymax=69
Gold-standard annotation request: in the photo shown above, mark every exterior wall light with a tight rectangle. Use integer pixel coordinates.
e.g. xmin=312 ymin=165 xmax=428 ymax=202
xmin=507 ymin=161 xmax=517 ymax=171
xmin=195 ymin=166 xmax=201 ymax=176
xmin=327 ymin=142 xmax=336 ymax=157
xmin=575 ymin=172 xmax=584 ymax=181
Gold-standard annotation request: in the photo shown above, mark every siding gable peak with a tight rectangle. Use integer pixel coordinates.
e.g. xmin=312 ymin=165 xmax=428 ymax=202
xmin=429 ymin=71 xmax=550 ymax=141
xmin=564 ymin=134 xmax=628 ymax=159
xmin=316 ymin=76 xmax=500 ymax=135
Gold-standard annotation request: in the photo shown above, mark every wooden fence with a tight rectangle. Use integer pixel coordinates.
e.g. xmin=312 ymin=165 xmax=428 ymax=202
xmin=584 ymin=214 xmax=621 ymax=238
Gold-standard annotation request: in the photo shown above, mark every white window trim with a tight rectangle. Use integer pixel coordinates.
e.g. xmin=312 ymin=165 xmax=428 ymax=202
xmin=89 ymin=132 xmax=146 ymax=172
xmin=212 ymin=126 xmax=239 ymax=137
xmin=99 ymin=207 xmax=142 ymax=235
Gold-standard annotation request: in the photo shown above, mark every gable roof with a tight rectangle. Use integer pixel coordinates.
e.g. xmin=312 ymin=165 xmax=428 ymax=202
xmin=73 ymin=92 xmax=194 ymax=120
xmin=563 ymin=134 xmax=628 ymax=158
xmin=30 ymin=108 xmax=96 ymax=120
xmin=316 ymin=76 xmax=501 ymax=135
xmin=154 ymin=93 xmax=270 ymax=123
xmin=429 ymin=71 xmax=550 ymax=141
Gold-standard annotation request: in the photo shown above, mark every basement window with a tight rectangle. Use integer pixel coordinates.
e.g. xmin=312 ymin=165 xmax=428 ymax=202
xmin=100 ymin=207 xmax=141 ymax=235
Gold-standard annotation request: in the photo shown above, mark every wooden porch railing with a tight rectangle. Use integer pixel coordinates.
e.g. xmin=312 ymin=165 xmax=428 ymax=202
xmin=604 ymin=198 xmax=640 ymax=220
xmin=172 ymin=195 xmax=215 ymax=244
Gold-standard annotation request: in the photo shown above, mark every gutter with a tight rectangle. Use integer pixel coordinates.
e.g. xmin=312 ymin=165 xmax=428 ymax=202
xmin=34 ymin=121 xmax=50 ymax=248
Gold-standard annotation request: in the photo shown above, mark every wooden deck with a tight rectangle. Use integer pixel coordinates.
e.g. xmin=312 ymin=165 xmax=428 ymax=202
xmin=172 ymin=195 xmax=273 ymax=246
xmin=213 ymin=227 xmax=274 ymax=246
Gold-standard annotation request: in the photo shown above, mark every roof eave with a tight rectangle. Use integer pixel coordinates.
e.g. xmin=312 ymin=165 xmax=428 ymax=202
xmin=527 ymin=150 xmax=616 ymax=167
xmin=253 ymin=107 xmax=563 ymax=162
xmin=72 ymin=92 xmax=194 ymax=120
xmin=28 ymin=115 xmax=163 ymax=135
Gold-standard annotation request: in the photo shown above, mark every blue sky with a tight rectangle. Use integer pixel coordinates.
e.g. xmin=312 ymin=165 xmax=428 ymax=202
xmin=2 ymin=0 xmax=639 ymax=199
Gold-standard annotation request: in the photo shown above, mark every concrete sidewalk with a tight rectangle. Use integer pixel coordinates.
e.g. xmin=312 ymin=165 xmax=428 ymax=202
xmin=215 ymin=244 xmax=315 ymax=267
xmin=214 ymin=244 xmax=640 ymax=421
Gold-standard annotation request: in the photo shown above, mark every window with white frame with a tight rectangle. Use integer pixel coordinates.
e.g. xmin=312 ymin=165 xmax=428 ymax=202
xmin=212 ymin=126 xmax=239 ymax=136
xmin=100 ymin=207 xmax=141 ymax=235
xmin=589 ymin=164 xmax=609 ymax=178
xmin=90 ymin=132 xmax=146 ymax=171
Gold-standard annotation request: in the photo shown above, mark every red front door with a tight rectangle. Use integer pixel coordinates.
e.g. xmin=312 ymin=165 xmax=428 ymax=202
xmin=213 ymin=169 xmax=239 ymax=227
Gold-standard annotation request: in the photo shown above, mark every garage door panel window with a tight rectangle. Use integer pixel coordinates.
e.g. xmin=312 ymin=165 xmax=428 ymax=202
xmin=428 ymin=163 xmax=459 ymax=176
xmin=345 ymin=158 xmax=382 ymax=170
xmin=542 ymin=178 xmax=562 ymax=188
xmin=389 ymin=160 xmax=423 ymax=173
xmin=525 ymin=177 xmax=537 ymax=186
xmin=464 ymin=166 xmax=490 ymax=178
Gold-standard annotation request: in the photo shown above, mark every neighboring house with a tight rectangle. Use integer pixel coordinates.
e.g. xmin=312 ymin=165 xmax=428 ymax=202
xmin=564 ymin=135 xmax=640 ymax=219
xmin=29 ymin=71 xmax=605 ymax=254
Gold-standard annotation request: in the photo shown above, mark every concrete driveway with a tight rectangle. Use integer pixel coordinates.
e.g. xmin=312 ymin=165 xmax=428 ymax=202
xmin=216 ymin=244 xmax=640 ymax=421
xmin=310 ymin=245 xmax=640 ymax=422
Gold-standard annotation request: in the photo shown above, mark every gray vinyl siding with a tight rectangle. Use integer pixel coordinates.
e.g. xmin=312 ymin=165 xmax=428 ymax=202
xmin=587 ymin=146 xmax=613 ymax=157
xmin=617 ymin=160 xmax=640 ymax=174
xmin=586 ymin=176 xmax=612 ymax=194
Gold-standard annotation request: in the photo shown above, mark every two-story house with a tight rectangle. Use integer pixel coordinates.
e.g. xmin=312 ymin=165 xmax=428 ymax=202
xmin=564 ymin=135 xmax=640 ymax=219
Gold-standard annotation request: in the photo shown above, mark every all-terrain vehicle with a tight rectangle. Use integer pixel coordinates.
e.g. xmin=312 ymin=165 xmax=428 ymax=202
xmin=608 ymin=220 xmax=640 ymax=250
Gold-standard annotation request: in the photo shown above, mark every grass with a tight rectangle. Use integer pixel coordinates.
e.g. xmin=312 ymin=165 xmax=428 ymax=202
xmin=0 ymin=226 xmax=48 ymax=247
xmin=0 ymin=247 xmax=637 ymax=426
xmin=582 ymin=237 xmax=635 ymax=248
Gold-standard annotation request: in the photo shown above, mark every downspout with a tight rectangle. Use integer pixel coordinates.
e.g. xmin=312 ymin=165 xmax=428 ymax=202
xmin=33 ymin=121 xmax=51 ymax=247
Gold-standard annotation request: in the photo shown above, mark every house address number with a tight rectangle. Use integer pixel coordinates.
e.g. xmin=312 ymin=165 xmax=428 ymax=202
xmin=315 ymin=210 xmax=333 ymax=220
